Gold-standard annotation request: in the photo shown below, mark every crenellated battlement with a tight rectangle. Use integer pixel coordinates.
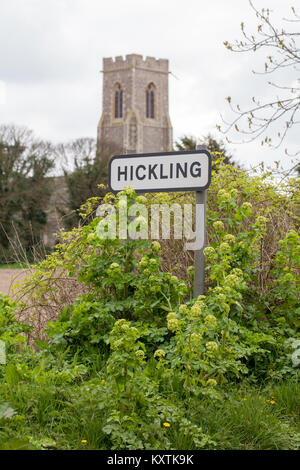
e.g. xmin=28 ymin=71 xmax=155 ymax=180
xmin=103 ymin=54 xmax=169 ymax=71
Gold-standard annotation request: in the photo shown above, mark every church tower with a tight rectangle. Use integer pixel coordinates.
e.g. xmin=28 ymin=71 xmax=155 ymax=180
xmin=97 ymin=54 xmax=173 ymax=154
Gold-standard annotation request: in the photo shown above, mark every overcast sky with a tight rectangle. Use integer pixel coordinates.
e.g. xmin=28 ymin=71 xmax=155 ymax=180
xmin=0 ymin=0 xmax=298 ymax=171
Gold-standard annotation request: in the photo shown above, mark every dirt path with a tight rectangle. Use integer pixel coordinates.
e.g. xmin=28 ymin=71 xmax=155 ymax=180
xmin=0 ymin=269 xmax=31 ymax=297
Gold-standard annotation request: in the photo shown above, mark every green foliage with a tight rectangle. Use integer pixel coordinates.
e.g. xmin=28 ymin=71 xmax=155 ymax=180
xmin=0 ymin=159 xmax=299 ymax=449
xmin=44 ymin=188 xmax=189 ymax=361
xmin=47 ymin=295 xmax=116 ymax=353
xmin=0 ymin=294 xmax=31 ymax=358
xmin=269 ymin=230 xmax=300 ymax=326
xmin=0 ymin=439 xmax=35 ymax=450
xmin=78 ymin=318 xmax=215 ymax=450
xmin=0 ymin=402 xmax=16 ymax=420
xmin=59 ymin=138 xmax=121 ymax=228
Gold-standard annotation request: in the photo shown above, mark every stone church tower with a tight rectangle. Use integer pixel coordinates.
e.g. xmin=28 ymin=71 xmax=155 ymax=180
xmin=97 ymin=54 xmax=173 ymax=154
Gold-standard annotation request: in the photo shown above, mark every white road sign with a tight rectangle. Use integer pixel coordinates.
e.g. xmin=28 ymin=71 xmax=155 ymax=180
xmin=109 ymin=150 xmax=211 ymax=193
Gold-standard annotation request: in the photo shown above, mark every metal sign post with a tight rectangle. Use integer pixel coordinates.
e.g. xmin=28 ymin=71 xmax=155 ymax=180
xmin=125 ymin=149 xmax=136 ymax=240
xmin=193 ymin=145 xmax=207 ymax=298
xmin=194 ymin=188 xmax=206 ymax=297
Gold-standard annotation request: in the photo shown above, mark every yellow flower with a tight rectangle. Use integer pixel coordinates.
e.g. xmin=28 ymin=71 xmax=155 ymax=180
xmin=213 ymin=220 xmax=225 ymax=231
xmin=203 ymin=246 xmax=216 ymax=258
xmin=151 ymin=241 xmax=161 ymax=252
xmin=167 ymin=312 xmax=178 ymax=321
xmin=178 ymin=304 xmax=188 ymax=315
xmin=190 ymin=303 xmax=203 ymax=317
xmin=110 ymin=262 xmax=120 ymax=269
xmin=136 ymin=195 xmax=147 ymax=205
xmin=167 ymin=318 xmax=179 ymax=332
xmin=241 ymin=202 xmax=253 ymax=216
xmin=81 ymin=440 xmax=87 ymax=444
xmin=223 ymin=234 xmax=236 ymax=244
xmin=101 ymin=379 xmax=105 ymax=383
xmin=207 ymin=379 xmax=217 ymax=387
xmin=205 ymin=314 xmax=217 ymax=328
xmin=243 ymin=398 xmax=247 ymax=401
xmin=270 ymin=400 xmax=276 ymax=405
xmin=206 ymin=341 xmax=218 ymax=352
xmin=219 ymin=242 xmax=230 ymax=253
xmin=154 ymin=349 xmax=166 ymax=359
xmin=163 ymin=422 xmax=171 ymax=428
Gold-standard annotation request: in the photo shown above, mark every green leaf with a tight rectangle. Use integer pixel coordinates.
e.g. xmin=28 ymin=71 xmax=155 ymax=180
xmin=0 ymin=439 xmax=34 ymax=450
xmin=0 ymin=403 xmax=16 ymax=420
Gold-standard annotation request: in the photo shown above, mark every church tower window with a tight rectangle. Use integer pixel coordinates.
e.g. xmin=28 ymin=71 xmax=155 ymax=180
xmin=114 ymin=83 xmax=123 ymax=118
xmin=146 ymin=83 xmax=155 ymax=119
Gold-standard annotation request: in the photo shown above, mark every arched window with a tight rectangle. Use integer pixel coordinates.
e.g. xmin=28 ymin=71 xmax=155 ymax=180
xmin=114 ymin=83 xmax=123 ymax=119
xmin=146 ymin=83 xmax=155 ymax=119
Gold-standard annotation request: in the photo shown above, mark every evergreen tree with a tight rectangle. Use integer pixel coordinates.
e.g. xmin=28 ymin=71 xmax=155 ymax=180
xmin=175 ymin=133 xmax=236 ymax=166
xmin=59 ymin=138 xmax=121 ymax=228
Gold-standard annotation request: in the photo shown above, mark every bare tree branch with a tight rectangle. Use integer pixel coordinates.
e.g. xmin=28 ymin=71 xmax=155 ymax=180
xmin=220 ymin=1 xmax=300 ymax=159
